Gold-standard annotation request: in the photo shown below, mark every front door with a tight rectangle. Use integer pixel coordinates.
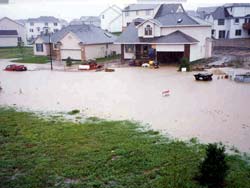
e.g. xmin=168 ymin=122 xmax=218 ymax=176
xmin=135 ymin=45 xmax=141 ymax=59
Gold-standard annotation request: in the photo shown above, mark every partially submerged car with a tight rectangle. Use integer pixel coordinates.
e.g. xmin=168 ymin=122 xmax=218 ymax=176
xmin=4 ymin=64 xmax=27 ymax=71
xmin=234 ymin=72 xmax=250 ymax=83
xmin=194 ymin=72 xmax=213 ymax=81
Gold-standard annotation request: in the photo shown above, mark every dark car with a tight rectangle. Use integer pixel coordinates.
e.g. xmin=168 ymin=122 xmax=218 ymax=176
xmin=194 ymin=72 xmax=213 ymax=81
xmin=4 ymin=64 xmax=27 ymax=71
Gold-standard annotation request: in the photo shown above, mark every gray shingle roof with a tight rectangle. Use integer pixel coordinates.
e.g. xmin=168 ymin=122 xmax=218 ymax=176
xmin=123 ymin=4 xmax=159 ymax=11
xmin=40 ymin=24 xmax=117 ymax=44
xmin=211 ymin=7 xmax=232 ymax=19
xmin=115 ymin=23 xmax=198 ymax=44
xmin=224 ymin=3 xmax=250 ymax=7
xmin=155 ymin=13 xmax=199 ymax=26
xmin=27 ymin=16 xmax=59 ymax=23
xmin=154 ymin=4 xmax=183 ymax=17
xmin=0 ymin=30 xmax=18 ymax=35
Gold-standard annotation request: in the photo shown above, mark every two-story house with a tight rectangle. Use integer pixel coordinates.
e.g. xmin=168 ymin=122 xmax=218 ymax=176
xmin=204 ymin=3 xmax=250 ymax=39
xmin=25 ymin=16 xmax=65 ymax=43
xmin=99 ymin=5 xmax=122 ymax=33
xmin=116 ymin=4 xmax=212 ymax=63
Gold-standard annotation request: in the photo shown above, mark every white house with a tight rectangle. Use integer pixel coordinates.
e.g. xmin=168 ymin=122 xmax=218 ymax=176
xmin=116 ymin=4 xmax=212 ymax=63
xmin=203 ymin=3 xmax=250 ymax=39
xmin=99 ymin=5 xmax=122 ymax=33
xmin=25 ymin=16 xmax=66 ymax=43
xmin=33 ymin=24 xmax=120 ymax=61
xmin=122 ymin=4 xmax=161 ymax=29
xmin=0 ymin=17 xmax=27 ymax=46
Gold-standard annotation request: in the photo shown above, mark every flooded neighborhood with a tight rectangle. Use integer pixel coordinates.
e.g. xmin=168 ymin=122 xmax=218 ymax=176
xmin=1 ymin=1 xmax=250 ymax=188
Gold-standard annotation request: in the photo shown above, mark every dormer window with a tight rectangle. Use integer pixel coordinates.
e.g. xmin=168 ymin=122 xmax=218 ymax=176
xmin=145 ymin=25 xmax=152 ymax=36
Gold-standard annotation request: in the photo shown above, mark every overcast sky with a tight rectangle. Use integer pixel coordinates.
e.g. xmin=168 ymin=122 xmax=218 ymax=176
xmin=0 ymin=0 xmax=249 ymax=21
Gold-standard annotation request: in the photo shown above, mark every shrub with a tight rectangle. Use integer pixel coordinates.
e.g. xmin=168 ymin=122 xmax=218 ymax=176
xmin=68 ymin=109 xmax=80 ymax=115
xmin=66 ymin=57 xmax=72 ymax=67
xmin=196 ymin=143 xmax=229 ymax=188
xmin=178 ymin=57 xmax=190 ymax=71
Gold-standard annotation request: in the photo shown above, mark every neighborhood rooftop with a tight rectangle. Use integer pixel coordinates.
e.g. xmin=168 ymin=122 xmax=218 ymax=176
xmin=123 ymin=4 xmax=159 ymax=11
xmin=39 ymin=24 xmax=117 ymax=44
xmin=27 ymin=16 xmax=60 ymax=23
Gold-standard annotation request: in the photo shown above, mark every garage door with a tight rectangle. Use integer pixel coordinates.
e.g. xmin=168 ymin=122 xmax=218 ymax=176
xmin=61 ymin=49 xmax=81 ymax=60
xmin=157 ymin=52 xmax=184 ymax=64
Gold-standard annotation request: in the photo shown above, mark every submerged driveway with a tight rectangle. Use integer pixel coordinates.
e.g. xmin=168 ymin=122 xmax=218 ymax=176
xmin=1 ymin=61 xmax=250 ymax=152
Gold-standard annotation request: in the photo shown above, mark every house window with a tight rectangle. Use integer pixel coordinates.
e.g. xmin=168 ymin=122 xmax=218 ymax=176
xmin=36 ymin=44 xmax=43 ymax=52
xmin=45 ymin=22 xmax=48 ymax=26
xmin=234 ymin=18 xmax=239 ymax=24
xmin=212 ymin=29 xmax=215 ymax=35
xmin=235 ymin=29 xmax=242 ymax=36
xmin=37 ymin=27 xmax=40 ymax=32
xmin=136 ymin=11 xmax=139 ymax=16
xmin=30 ymin=22 xmax=34 ymax=26
xmin=54 ymin=22 xmax=58 ymax=26
xmin=218 ymin=30 xmax=226 ymax=39
xmin=145 ymin=25 xmax=152 ymax=36
xmin=146 ymin=10 xmax=151 ymax=16
xmin=102 ymin=15 xmax=104 ymax=19
xmin=29 ymin=29 xmax=34 ymax=32
xmin=218 ymin=19 xmax=225 ymax=25
xmin=125 ymin=12 xmax=129 ymax=17
xmin=125 ymin=44 xmax=134 ymax=53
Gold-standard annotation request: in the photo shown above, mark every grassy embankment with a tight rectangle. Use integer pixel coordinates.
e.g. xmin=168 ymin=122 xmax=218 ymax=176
xmin=0 ymin=47 xmax=49 ymax=64
xmin=0 ymin=107 xmax=250 ymax=188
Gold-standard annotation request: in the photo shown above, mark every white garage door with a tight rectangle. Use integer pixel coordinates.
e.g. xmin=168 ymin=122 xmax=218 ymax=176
xmin=61 ymin=49 xmax=81 ymax=60
xmin=156 ymin=44 xmax=184 ymax=52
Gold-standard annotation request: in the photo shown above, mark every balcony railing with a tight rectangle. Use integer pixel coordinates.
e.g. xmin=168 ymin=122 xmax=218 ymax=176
xmin=243 ymin=23 xmax=250 ymax=30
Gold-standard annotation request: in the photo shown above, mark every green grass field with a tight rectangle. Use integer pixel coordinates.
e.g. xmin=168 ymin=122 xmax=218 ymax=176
xmin=0 ymin=47 xmax=49 ymax=64
xmin=0 ymin=108 xmax=249 ymax=188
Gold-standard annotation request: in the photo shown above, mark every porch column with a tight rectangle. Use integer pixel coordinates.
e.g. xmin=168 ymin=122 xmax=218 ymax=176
xmin=121 ymin=44 xmax=124 ymax=63
xmin=81 ymin=45 xmax=86 ymax=62
xmin=184 ymin=44 xmax=190 ymax=61
xmin=55 ymin=43 xmax=62 ymax=62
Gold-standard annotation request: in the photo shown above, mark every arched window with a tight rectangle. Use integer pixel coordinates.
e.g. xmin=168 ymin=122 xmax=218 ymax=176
xmin=145 ymin=25 xmax=152 ymax=36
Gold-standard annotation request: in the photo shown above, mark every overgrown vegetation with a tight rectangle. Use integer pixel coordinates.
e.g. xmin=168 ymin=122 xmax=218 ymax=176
xmin=11 ymin=56 xmax=49 ymax=64
xmin=0 ymin=107 xmax=250 ymax=188
xmin=178 ymin=57 xmax=190 ymax=71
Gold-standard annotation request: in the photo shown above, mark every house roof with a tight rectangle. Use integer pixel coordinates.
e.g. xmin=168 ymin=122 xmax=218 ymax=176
xmin=80 ymin=16 xmax=100 ymax=22
xmin=154 ymin=4 xmax=183 ymax=18
xmin=0 ymin=17 xmax=25 ymax=27
xmin=115 ymin=23 xmax=198 ymax=44
xmin=38 ymin=24 xmax=117 ymax=44
xmin=224 ymin=3 xmax=250 ymax=7
xmin=211 ymin=7 xmax=232 ymax=19
xmin=27 ymin=16 xmax=59 ymax=23
xmin=0 ymin=30 xmax=18 ymax=35
xmin=123 ymin=4 xmax=159 ymax=11
xmin=155 ymin=13 xmax=199 ymax=26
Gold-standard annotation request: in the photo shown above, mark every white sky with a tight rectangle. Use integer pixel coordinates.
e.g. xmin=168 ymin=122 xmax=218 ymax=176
xmin=0 ymin=0 xmax=249 ymax=21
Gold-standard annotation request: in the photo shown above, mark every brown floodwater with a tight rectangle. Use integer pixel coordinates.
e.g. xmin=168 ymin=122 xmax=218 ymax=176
xmin=1 ymin=61 xmax=250 ymax=152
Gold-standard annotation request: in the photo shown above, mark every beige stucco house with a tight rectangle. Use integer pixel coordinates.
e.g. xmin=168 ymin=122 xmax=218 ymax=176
xmin=34 ymin=24 xmax=120 ymax=61
xmin=0 ymin=17 xmax=27 ymax=46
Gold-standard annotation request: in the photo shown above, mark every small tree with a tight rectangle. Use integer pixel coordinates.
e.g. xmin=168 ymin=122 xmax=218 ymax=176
xmin=178 ymin=57 xmax=190 ymax=71
xmin=66 ymin=57 xmax=72 ymax=67
xmin=18 ymin=40 xmax=25 ymax=60
xmin=197 ymin=143 xmax=229 ymax=188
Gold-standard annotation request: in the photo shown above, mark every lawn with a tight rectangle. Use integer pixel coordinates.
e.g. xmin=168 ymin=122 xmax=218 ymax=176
xmin=96 ymin=54 xmax=120 ymax=63
xmin=0 ymin=108 xmax=249 ymax=188
xmin=0 ymin=47 xmax=49 ymax=64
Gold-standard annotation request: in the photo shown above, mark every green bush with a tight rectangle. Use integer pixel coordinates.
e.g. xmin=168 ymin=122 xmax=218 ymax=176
xmin=196 ymin=143 xmax=229 ymax=188
xmin=68 ymin=109 xmax=80 ymax=115
xmin=178 ymin=57 xmax=190 ymax=71
xmin=66 ymin=57 xmax=72 ymax=67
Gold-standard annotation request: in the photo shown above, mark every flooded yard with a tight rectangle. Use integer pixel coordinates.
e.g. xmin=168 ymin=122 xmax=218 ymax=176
xmin=1 ymin=60 xmax=250 ymax=152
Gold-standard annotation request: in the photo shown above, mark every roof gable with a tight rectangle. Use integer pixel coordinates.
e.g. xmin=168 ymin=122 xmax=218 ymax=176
xmin=0 ymin=17 xmax=25 ymax=27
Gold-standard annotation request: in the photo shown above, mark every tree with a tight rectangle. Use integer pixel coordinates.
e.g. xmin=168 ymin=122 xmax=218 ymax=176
xmin=18 ymin=40 xmax=25 ymax=60
xmin=66 ymin=57 xmax=72 ymax=67
xmin=197 ymin=143 xmax=229 ymax=188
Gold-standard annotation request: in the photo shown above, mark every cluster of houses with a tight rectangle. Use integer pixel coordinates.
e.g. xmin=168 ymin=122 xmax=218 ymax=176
xmin=0 ymin=3 xmax=250 ymax=64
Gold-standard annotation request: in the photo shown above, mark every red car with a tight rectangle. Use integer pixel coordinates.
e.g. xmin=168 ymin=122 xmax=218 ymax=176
xmin=4 ymin=64 xmax=27 ymax=71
